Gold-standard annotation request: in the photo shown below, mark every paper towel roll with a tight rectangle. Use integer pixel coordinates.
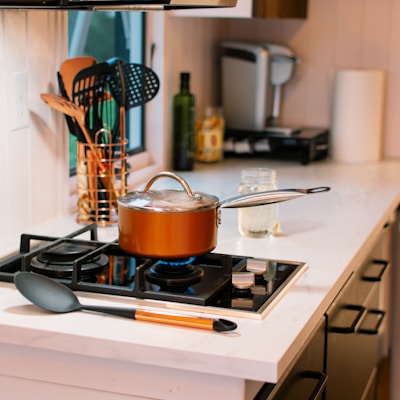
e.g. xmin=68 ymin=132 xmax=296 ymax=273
xmin=331 ymin=69 xmax=385 ymax=163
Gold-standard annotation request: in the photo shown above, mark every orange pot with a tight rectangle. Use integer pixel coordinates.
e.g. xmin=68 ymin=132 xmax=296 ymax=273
xmin=118 ymin=172 xmax=220 ymax=259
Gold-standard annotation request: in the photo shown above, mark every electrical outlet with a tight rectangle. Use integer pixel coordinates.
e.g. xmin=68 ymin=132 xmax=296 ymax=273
xmin=11 ymin=71 xmax=29 ymax=131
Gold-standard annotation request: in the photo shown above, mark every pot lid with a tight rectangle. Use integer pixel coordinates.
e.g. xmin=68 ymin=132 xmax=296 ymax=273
xmin=118 ymin=172 xmax=219 ymax=213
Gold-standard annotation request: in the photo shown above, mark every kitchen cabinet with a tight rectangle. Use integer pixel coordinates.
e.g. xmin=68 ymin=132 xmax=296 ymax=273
xmin=253 ymin=0 xmax=308 ymax=19
xmin=172 ymin=0 xmax=308 ymax=19
xmin=324 ymin=223 xmax=392 ymax=400
xmin=257 ymin=217 xmax=393 ymax=400
xmin=254 ymin=317 xmax=326 ymax=399
xmin=390 ymin=208 xmax=400 ymax=400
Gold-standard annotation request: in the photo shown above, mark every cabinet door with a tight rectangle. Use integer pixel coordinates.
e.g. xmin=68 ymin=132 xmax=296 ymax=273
xmin=173 ymin=0 xmax=307 ymax=19
xmin=325 ymin=262 xmax=386 ymax=400
xmin=254 ymin=317 xmax=327 ymax=400
xmin=254 ymin=0 xmax=307 ymax=18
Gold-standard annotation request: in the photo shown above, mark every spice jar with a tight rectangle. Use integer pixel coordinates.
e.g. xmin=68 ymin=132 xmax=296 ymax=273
xmin=195 ymin=106 xmax=225 ymax=163
xmin=237 ymin=168 xmax=280 ymax=238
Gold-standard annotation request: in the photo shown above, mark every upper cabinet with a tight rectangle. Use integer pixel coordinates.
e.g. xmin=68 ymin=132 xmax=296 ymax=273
xmin=254 ymin=0 xmax=308 ymax=18
xmin=172 ymin=0 xmax=308 ymax=19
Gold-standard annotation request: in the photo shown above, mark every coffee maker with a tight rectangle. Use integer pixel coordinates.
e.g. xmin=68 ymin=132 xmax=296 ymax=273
xmin=220 ymin=41 xmax=300 ymax=135
xmin=220 ymin=41 xmax=329 ymax=164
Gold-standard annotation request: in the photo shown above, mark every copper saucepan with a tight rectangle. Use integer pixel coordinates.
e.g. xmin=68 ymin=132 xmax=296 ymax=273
xmin=117 ymin=172 xmax=330 ymax=259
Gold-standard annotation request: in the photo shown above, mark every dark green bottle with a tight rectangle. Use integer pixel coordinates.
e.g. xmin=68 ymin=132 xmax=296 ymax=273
xmin=172 ymin=72 xmax=195 ymax=171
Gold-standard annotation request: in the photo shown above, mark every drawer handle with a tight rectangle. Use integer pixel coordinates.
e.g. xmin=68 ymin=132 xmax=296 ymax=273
xmin=252 ymin=371 xmax=327 ymax=399
xmin=302 ymin=371 xmax=328 ymax=400
xmin=329 ymin=305 xmax=365 ymax=334
xmin=358 ymin=309 xmax=385 ymax=335
xmin=362 ymin=259 xmax=389 ymax=282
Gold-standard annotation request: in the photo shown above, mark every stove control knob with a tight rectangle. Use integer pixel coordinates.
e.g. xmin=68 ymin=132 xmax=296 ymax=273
xmin=232 ymin=271 xmax=255 ymax=289
xmin=246 ymin=259 xmax=268 ymax=275
xmin=247 ymin=259 xmax=278 ymax=283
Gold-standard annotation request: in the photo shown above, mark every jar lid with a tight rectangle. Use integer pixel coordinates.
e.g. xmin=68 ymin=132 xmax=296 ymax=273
xmin=241 ymin=168 xmax=276 ymax=183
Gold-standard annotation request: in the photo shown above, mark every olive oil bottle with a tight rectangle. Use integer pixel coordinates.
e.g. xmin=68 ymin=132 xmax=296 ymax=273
xmin=172 ymin=72 xmax=195 ymax=171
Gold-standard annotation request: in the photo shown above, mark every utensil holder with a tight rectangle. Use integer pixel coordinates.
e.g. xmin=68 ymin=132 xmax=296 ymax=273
xmin=76 ymin=131 xmax=127 ymax=226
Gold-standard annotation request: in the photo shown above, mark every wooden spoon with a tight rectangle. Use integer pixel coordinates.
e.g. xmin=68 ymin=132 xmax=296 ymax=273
xmin=40 ymin=93 xmax=119 ymax=210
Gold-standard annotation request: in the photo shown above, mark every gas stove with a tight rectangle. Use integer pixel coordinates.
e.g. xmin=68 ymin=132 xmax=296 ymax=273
xmin=0 ymin=225 xmax=307 ymax=319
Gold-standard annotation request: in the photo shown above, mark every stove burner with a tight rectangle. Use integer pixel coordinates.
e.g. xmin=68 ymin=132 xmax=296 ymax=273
xmin=31 ymin=242 xmax=109 ymax=279
xmin=232 ymin=287 xmax=254 ymax=299
xmin=157 ymin=257 xmax=196 ymax=267
xmin=145 ymin=258 xmax=204 ymax=291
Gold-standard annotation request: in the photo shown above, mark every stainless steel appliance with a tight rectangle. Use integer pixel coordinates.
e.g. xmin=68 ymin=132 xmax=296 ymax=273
xmin=0 ymin=224 xmax=307 ymax=320
xmin=0 ymin=0 xmax=237 ymax=10
xmin=221 ymin=41 xmax=299 ymax=134
xmin=220 ymin=41 xmax=329 ymax=164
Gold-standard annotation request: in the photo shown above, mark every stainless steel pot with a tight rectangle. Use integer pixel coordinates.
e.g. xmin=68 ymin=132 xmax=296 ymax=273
xmin=117 ymin=171 xmax=330 ymax=259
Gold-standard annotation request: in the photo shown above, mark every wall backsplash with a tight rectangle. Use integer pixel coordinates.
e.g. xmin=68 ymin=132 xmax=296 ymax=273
xmin=168 ymin=0 xmax=400 ymax=160
xmin=225 ymin=0 xmax=400 ymax=159
xmin=162 ymin=15 xmax=230 ymax=169
xmin=0 ymin=11 xmax=67 ymax=247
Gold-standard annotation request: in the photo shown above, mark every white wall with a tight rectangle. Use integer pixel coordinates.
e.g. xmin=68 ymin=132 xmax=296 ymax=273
xmin=0 ymin=11 xmax=68 ymax=245
xmin=2 ymin=0 xmax=400 ymax=248
xmin=226 ymin=0 xmax=400 ymax=159
xmin=162 ymin=14 xmax=228 ymax=168
xmin=167 ymin=0 xmax=400 ymax=160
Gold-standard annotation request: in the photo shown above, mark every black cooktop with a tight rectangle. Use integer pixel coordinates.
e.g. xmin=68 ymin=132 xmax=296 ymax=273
xmin=0 ymin=224 xmax=305 ymax=317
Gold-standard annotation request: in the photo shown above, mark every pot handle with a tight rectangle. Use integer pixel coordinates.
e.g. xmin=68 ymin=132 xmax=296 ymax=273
xmin=220 ymin=186 xmax=331 ymax=208
xmin=141 ymin=171 xmax=196 ymax=198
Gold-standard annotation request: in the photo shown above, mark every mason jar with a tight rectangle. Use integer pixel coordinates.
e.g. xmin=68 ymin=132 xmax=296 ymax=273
xmin=237 ymin=168 xmax=280 ymax=238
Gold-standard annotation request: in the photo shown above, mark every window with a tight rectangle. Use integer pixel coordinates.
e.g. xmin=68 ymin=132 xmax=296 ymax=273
xmin=67 ymin=11 xmax=145 ymax=172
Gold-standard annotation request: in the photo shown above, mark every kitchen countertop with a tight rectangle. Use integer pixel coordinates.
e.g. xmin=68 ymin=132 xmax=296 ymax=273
xmin=1 ymin=158 xmax=400 ymax=399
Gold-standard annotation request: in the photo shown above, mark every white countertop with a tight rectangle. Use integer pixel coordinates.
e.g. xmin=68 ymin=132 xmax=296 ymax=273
xmin=1 ymin=158 xmax=400 ymax=392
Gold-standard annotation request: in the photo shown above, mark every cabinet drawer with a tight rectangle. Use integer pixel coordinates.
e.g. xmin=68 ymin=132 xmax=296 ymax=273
xmin=325 ymin=259 xmax=388 ymax=400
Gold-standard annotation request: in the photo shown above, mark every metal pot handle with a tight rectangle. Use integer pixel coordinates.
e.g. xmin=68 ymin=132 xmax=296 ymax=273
xmin=141 ymin=172 xmax=196 ymax=198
